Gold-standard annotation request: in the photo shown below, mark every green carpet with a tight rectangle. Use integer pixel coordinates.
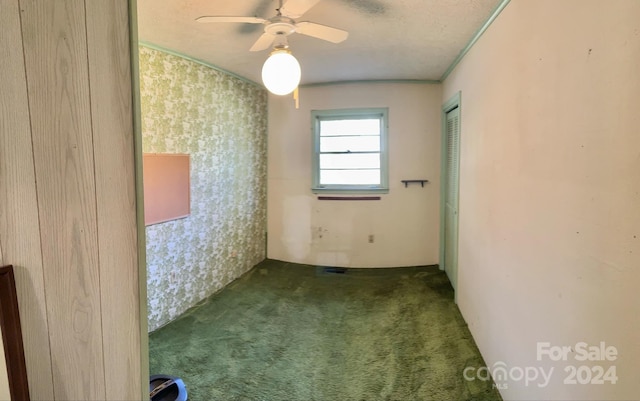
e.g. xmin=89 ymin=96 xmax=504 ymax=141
xmin=149 ymin=259 xmax=501 ymax=401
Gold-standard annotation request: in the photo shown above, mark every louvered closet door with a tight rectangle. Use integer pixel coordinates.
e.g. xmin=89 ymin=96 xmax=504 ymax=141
xmin=444 ymin=106 xmax=460 ymax=291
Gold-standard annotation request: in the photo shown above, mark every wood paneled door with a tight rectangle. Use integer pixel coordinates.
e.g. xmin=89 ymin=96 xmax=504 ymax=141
xmin=0 ymin=1 xmax=146 ymax=399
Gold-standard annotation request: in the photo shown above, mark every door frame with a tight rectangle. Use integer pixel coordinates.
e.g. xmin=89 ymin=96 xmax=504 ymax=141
xmin=439 ymin=91 xmax=462 ymax=301
xmin=128 ymin=0 xmax=151 ymax=397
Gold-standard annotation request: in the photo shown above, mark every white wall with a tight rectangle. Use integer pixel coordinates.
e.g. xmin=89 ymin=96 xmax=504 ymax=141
xmin=443 ymin=1 xmax=640 ymax=399
xmin=268 ymin=83 xmax=442 ymax=267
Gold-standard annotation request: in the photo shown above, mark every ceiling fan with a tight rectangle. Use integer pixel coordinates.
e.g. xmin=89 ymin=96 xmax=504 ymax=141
xmin=195 ymin=0 xmax=349 ymax=52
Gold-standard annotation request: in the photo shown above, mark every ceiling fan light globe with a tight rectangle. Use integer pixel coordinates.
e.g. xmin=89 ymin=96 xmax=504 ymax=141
xmin=262 ymin=50 xmax=301 ymax=96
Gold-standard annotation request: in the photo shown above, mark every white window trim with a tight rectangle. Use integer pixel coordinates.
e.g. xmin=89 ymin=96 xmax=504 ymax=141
xmin=311 ymin=108 xmax=389 ymax=194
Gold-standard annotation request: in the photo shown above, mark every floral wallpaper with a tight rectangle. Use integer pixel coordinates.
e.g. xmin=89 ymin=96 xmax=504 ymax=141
xmin=139 ymin=46 xmax=268 ymax=331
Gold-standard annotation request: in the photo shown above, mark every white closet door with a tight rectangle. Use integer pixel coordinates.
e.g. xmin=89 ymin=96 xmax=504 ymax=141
xmin=444 ymin=106 xmax=460 ymax=292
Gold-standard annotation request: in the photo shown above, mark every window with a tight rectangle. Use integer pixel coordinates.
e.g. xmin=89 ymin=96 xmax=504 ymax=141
xmin=312 ymin=108 xmax=389 ymax=193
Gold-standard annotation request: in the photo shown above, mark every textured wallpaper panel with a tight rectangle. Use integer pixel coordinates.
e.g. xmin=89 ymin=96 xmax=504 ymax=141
xmin=139 ymin=46 xmax=268 ymax=331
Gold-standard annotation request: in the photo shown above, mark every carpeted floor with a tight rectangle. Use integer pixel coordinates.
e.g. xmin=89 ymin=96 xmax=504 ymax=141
xmin=149 ymin=259 xmax=502 ymax=401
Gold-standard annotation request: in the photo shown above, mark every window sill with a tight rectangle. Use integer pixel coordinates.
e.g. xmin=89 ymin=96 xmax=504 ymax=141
xmin=311 ymin=187 xmax=389 ymax=195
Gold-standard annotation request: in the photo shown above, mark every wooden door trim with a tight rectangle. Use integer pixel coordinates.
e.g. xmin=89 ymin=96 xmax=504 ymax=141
xmin=0 ymin=265 xmax=31 ymax=401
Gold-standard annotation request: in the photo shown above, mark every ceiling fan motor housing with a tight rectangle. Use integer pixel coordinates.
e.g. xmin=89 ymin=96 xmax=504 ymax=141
xmin=265 ymin=17 xmax=297 ymax=36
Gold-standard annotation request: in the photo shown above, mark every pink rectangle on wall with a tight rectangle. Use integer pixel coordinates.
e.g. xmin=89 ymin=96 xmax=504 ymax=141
xmin=143 ymin=153 xmax=190 ymax=226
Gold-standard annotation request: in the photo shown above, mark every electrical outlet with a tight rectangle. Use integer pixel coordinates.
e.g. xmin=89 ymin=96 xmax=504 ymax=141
xmin=368 ymin=234 xmax=374 ymax=243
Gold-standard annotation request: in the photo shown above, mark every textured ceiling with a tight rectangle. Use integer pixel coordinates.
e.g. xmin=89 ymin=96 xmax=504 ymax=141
xmin=137 ymin=0 xmax=503 ymax=85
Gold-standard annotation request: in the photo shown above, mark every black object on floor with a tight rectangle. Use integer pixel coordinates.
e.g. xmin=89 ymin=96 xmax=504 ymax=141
xmin=149 ymin=374 xmax=187 ymax=401
xmin=317 ymin=266 xmax=348 ymax=275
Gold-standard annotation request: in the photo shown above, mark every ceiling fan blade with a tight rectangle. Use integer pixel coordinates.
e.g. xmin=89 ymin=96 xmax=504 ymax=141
xmin=279 ymin=0 xmax=321 ymax=18
xmin=250 ymin=32 xmax=275 ymax=52
xmin=295 ymin=22 xmax=349 ymax=43
xmin=196 ymin=16 xmax=267 ymax=24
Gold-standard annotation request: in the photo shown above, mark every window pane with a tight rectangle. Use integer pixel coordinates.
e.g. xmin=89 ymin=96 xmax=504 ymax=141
xmin=320 ymin=169 xmax=381 ymax=185
xmin=320 ymin=136 xmax=380 ymax=152
xmin=312 ymin=108 xmax=387 ymax=191
xmin=320 ymin=153 xmax=380 ymax=169
xmin=320 ymin=119 xmax=380 ymax=136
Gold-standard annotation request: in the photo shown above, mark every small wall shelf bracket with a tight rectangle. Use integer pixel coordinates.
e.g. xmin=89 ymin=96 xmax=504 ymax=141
xmin=401 ymin=179 xmax=429 ymax=188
